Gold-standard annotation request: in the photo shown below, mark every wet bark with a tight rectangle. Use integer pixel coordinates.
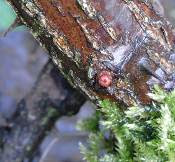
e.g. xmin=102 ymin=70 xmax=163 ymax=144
xmin=2 ymin=0 xmax=175 ymax=161
xmin=0 ymin=60 xmax=86 ymax=162
xmin=6 ymin=0 xmax=175 ymax=106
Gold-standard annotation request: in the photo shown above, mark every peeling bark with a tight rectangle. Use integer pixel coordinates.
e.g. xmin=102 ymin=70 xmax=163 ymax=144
xmin=6 ymin=0 xmax=175 ymax=105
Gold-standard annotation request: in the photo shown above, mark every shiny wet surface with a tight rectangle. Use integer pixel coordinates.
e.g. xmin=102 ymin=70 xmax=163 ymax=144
xmin=0 ymin=0 xmax=175 ymax=161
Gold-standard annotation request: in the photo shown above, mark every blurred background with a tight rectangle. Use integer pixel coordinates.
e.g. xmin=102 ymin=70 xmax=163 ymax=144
xmin=0 ymin=0 xmax=175 ymax=162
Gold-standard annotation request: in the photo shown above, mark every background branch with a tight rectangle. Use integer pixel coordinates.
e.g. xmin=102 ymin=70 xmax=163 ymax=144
xmin=0 ymin=60 xmax=86 ymax=162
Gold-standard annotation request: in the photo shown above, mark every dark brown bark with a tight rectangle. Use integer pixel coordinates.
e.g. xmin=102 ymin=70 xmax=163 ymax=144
xmin=0 ymin=60 xmax=86 ymax=162
xmin=6 ymin=0 xmax=175 ymax=106
xmin=2 ymin=0 xmax=175 ymax=161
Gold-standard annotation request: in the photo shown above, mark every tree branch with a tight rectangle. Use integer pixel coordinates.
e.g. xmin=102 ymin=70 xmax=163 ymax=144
xmin=2 ymin=0 xmax=175 ymax=161
xmin=6 ymin=0 xmax=175 ymax=106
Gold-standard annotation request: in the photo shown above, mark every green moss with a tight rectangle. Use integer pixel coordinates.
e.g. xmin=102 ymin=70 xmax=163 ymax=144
xmin=77 ymin=111 xmax=100 ymax=133
xmin=79 ymin=88 xmax=175 ymax=162
xmin=41 ymin=108 xmax=58 ymax=126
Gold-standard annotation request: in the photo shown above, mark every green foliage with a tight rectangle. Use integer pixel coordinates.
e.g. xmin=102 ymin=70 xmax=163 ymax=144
xmin=79 ymin=87 xmax=175 ymax=162
xmin=80 ymin=133 xmax=104 ymax=162
xmin=77 ymin=111 xmax=100 ymax=133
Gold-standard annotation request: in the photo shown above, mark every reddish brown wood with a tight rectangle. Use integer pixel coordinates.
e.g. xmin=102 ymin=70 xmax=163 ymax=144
xmin=7 ymin=0 xmax=175 ymax=106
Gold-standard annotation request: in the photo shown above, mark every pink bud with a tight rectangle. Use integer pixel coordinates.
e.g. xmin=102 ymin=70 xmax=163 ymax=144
xmin=98 ymin=71 xmax=112 ymax=88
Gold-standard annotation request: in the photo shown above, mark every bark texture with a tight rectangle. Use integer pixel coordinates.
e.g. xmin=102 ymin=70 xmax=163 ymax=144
xmin=6 ymin=0 xmax=175 ymax=107
xmin=6 ymin=0 xmax=175 ymax=106
xmin=2 ymin=0 xmax=175 ymax=161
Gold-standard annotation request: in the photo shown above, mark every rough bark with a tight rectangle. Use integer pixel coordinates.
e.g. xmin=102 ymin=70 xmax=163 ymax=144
xmin=6 ymin=0 xmax=175 ymax=107
xmin=0 ymin=60 xmax=86 ymax=162
xmin=2 ymin=0 xmax=175 ymax=161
